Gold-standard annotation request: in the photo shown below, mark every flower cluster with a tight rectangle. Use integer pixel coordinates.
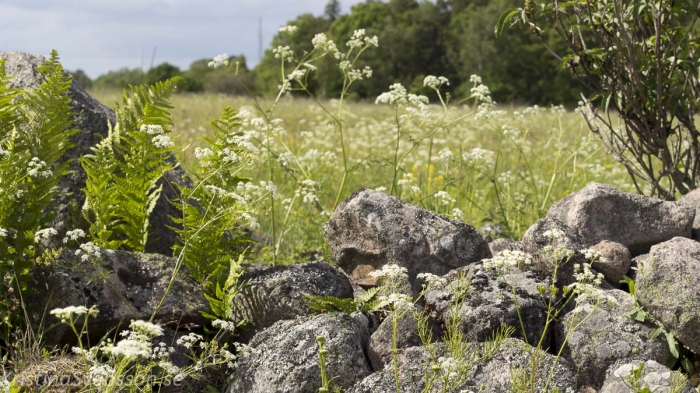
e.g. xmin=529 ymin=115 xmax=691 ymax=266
xmin=75 ymin=241 xmax=101 ymax=262
xmin=376 ymin=293 xmax=413 ymax=311
xmin=376 ymin=83 xmax=428 ymax=108
xmin=50 ymin=305 xmax=99 ymax=321
xmin=34 ymin=227 xmax=57 ymax=243
xmin=0 ymin=227 xmax=7 ymax=238
xmin=543 ymin=229 xmax=566 ymax=240
xmin=369 ymin=264 xmax=409 ymax=280
xmin=462 ymin=148 xmax=495 ymax=169
xmin=63 ymin=229 xmax=86 ymax=244
xmin=279 ymin=25 xmax=298 ymax=34
xmin=582 ymin=248 xmax=608 ymax=264
xmin=346 ymin=29 xmax=379 ymax=49
xmin=27 ymin=157 xmax=52 ymax=178
xmin=208 ymin=53 xmax=229 ymax=69
xmin=417 ymin=272 xmax=448 ymax=290
xmin=483 ymin=250 xmax=533 ymax=271
xmin=312 ymin=33 xmax=341 ymax=59
xmin=424 ymin=75 xmax=449 ymax=90
xmin=140 ymin=124 xmax=164 ymax=135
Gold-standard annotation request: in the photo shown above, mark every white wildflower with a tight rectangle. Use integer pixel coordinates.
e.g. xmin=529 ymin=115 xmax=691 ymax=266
xmin=27 ymin=157 xmax=52 ymax=178
xmin=287 ymin=69 xmax=307 ymax=82
xmin=423 ymin=75 xmax=449 ymax=90
xmin=279 ymin=25 xmax=298 ymax=34
xmin=130 ymin=320 xmax=164 ymax=338
xmin=87 ymin=364 xmax=113 ymax=387
xmin=50 ymin=305 xmax=98 ymax=320
xmin=140 ymin=124 xmax=164 ymax=135
xmin=208 ymin=53 xmax=229 ymax=69
xmin=105 ymin=339 xmax=151 ymax=360
xmin=469 ymin=75 xmax=482 ymax=84
xmin=0 ymin=227 xmax=7 ymax=238
xmin=218 ymin=147 xmax=239 ymax=163
xmin=483 ymin=250 xmax=533 ymax=271
xmin=177 ymin=332 xmax=203 ymax=349
xmin=417 ymin=273 xmax=448 ymax=290
xmin=451 ymin=208 xmax=465 ymax=221
xmin=462 ymin=148 xmax=495 ymax=168
xmin=195 ymin=147 xmax=214 ymax=160
xmin=34 ymin=227 xmax=57 ymax=243
xmin=543 ymin=229 xmax=566 ymax=240
xmin=63 ymin=229 xmax=85 ymax=244
xmin=212 ymin=319 xmax=237 ymax=332
xmin=152 ymin=134 xmax=174 ymax=149
xmin=369 ymin=264 xmax=408 ymax=280
xmin=75 ymin=241 xmax=101 ymax=261
xmin=346 ymin=29 xmax=367 ymax=48
xmin=376 ymin=293 xmax=413 ymax=310
xmin=582 ymin=248 xmax=608 ymax=264
xmin=312 ymin=33 xmax=341 ymax=58
xmin=273 ymin=46 xmax=294 ymax=62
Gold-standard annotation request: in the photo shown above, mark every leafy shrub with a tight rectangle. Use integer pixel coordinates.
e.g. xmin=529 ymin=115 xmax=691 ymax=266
xmin=499 ymin=0 xmax=700 ymax=198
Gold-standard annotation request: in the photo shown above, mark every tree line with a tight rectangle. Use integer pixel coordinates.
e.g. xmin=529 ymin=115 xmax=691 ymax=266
xmin=76 ymin=0 xmax=584 ymax=105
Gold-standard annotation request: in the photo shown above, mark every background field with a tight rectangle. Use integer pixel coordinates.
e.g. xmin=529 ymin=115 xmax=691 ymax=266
xmin=90 ymin=88 xmax=632 ymax=262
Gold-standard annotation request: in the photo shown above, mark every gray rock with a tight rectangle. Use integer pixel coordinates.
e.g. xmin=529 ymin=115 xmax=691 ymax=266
xmin=226 ymin=312 xmax=372 ymax=393
xmin=521 ymin=217 xmax=587 ymax=287
xmin=636 ymin=237 xmax=700 ymax=354
xmin=601 ymin=360 xmax=695 ymax=393
xmin=425 ymin=263 xmax=551 ymax=347
xmin=26 ymin=248 xmax=209 ymax=347
xmin=324 ymin=189 xmax=491 ymax=294
xmin=556 ymin=288 xmax=668 ymax=390
xmin=488 ymin=238 xmax=523 ymax=256
xmin=348 ymin=339 xmax=577 ymax=393
xmin=680 ymin=188 xmax=700 ymax=241
xmin=232 ymin=261 xmax=354 ymax=341
xmin=546 ymin=183 xmax=694 ymax=255
xmin=0 ymin=51 xmax=188 ymax=255
xmin=590 ymin=241 xmax=633 ymax=287
xmin=367 ymin=306 xmax=440 ymax=371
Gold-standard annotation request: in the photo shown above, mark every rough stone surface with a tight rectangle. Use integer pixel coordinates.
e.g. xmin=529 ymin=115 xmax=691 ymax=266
xmin=425 ymin=263 xmax=551 ymax=347
xmin=590 ymin=240 xmax=633 ymax=287
xmin=488 ymin=238 xmax=523 ymax=256
xmin=0 ymin=51 xmax=189 ymax=255
xmin=232 ymin=261 xmax=355 ymax=341
xmin=556 ymin=288 xmax=668 ymax=390
xmin=601 ymin=360 xmax=695 ymax=393
xmin=26 ymin=248 xmax=209 ymax=347
xmin=680 ymin=188 xmax=700 ymax=241
xmin=226 ymin=312 xmax=372 ymax=393
xmin=324 ymin=189 xmax=491 ymax=294
xmin=367 ymin=305 xmax=440 ymax=371
xmin=546 ymin=183 xmax=694 ymax=255
xmin=521 ymin=217 xmax=587 ymax=287
xmin=636 ymin=237 xmax=700 ymax=354
xmin=348 ymin=339 xmax=577 ymax=393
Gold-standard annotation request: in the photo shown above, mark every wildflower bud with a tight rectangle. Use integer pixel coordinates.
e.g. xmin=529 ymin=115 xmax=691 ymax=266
xmin=536 ymin=285 xmax=546 ymax=295
xmin=316 ymin=336 xmax=326 ymax=344
xmin=431 ymin=364 xmax=441 ymax=372
xmin=320 ymin=349 xmax=328 ymax=356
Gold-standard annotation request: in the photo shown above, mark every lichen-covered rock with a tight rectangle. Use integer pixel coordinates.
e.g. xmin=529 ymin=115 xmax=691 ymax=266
xmin=521 ymin=217 xmax=586 ymax=287
xmin=367 ymin=305 xmax=440 ymax=371
xmin=348 ymin=339 xmax=577 ymax=393
xmin=26 ymin=248 xmax=208 ymax=347
xmin=636 ymin=237 xmax=700 ymax=354
xmin=556 ymin=288 xmax=668 ymax=389
xmin=488 ymin=238 xmax=523 ymax=256
xmin=226 ymin=312 xmax=372 ymax=393
xmin=0 ymin=51 xmax=189 ymax=255
xmin=232 ymin=261 xmax=354 ymax=340
xmin=324 ymin=189 xmax=491 ymax=294
xmin=590 ymin=240 xmax=632 ymax=287
xmin=680 ymin=188 xmax=700 ymax=240
xmin=601 ymin=360 xmax=695 ymax=393
xmin=546 ymin=183 xmax=693 ymax=255
xmin=425 ymin=263 xmax=550 ymax=347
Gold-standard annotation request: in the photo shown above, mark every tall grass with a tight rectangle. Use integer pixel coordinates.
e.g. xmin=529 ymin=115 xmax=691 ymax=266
xmin=88 ymin=87 xmax=631 ymax=262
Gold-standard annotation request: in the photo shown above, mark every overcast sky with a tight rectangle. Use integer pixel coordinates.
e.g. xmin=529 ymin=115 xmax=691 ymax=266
xmin=0 ymin=0 xmax=364 ymax=78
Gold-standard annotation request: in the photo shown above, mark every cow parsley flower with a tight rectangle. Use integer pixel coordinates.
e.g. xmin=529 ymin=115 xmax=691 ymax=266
xmin=105 ymin=339 xmax=151 ymax=360
xmin=75 ymin=241 xmax=101 ymax=261
xmin=423 ymin=75 xmax=449 ymax=90
xmin=0 ymin=227 xmax=7 ymax=238
xmin=34 ymin=227 xmax=57 ymax=242
xmin=50 ymin=305 xmax=98 ymax=320
xmin=195 ymin=147 xmax=214 ymax=160
xmin=208 ymin=53 xmax=229 ymax=69
xmin=311 ymin=33 xmax=341 ymax=58
xmin=369 ymin=264 xmax=409 ymax=280
xmin=279 ymin=25 xmax=298 ymax=34
xmin=27 ymin=157 xmax=52 ymax=178
xmin=582 ymin=248 xmax=608 ymax=264
xmin=87 ymin=364 xmax=113 ymax=387
xmin=417 ymin=273 xmax=448 ymax=290
xmin=177 ymin=333 xmax=203 ymax=349
xmin=212 ymin=319 xmax=237 ymax=332
xmin=543 ymin=229 xmax=566 ymax=240
xmin=376 ymin=293 xmax=413 ymax=310
xmin=483 ymin=250 xmax=533 ymax=271
xmin=130 ymin=320 xmax=164 ymax=338
xmin=140 ymin=124 xmax=164 ymax=135
xmin=152 ymin=134 xmax=174 ymax=149
xmin=273 ymin=46 xmax=294 ymax=62
xmin=63 ymin=229 xmax=86 ymax=244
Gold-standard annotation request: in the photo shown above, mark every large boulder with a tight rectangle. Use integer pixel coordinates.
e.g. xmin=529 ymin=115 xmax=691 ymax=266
xmin=589 ymin=240 xmax=633 ymax=287
xmin=635 ymin=237 xmax=700 ymax=354
xmin=226 ymin=312 xmax=372 ymax=393
xmin=26 ymin=248 xmax=209 ymax=347
xmin=546 ymin=183 xmax=693 ymax=255
xmin=425 ymin=263 xmax=550 ymax=347
xmin=521 ymin=217 xmax=587 ymax=287
xmin=555 ymin=288 xmax=668 ymax=390
xmin=232 ymin=261 xmax=355 ymax=341
xmin=680 ymin=188 xmax=700 ymax=240
xmin=367 ymin=305 xmax=440 ymax=371
xmin=348 ymin=339 xmax=577 ymax=393
xmin=0 ymin=51 xmax=188 ymax=255
xmin=324 ymin=189 xmax=491 ymax=294
xmin=601 ymin=360 xmax=695 ymax=393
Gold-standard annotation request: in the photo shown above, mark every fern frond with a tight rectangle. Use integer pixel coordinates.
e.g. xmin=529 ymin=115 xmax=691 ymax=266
xmin=303 ymin=294 xmax=357 ymax=314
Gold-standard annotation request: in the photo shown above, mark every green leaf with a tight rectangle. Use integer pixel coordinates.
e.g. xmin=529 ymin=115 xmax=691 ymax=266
xmin=666 ymin=331 xmax=680 ymax=360
xmin=496 ymin=9 xmax=522 ymax=36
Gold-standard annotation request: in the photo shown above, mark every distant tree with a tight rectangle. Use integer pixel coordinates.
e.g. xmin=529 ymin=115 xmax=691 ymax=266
xmin=70 ymin=69 xmax=92 ymax=89
xmin=324 ymin=0 xmax=341 ymax=21
xmin=93 ymin=68 xmax=145 ymax=90
xmin=144 ymin=62 xmax=182 ymax=86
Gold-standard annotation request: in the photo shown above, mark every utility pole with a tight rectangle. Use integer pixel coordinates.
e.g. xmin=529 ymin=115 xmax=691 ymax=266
xmin=258 ymin=17 xmax=263 ymax=63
